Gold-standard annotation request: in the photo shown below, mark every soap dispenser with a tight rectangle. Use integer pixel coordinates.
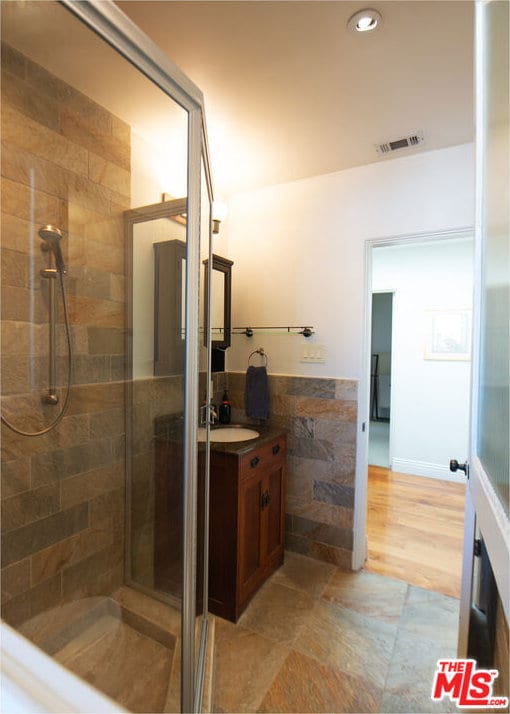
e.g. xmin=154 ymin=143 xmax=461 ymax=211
xmin=219 ymin=390 xmax=231 ymax=424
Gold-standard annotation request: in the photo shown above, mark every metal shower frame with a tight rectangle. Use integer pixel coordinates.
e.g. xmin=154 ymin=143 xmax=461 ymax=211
xmin=58 ymin=2 xmax=215 ymax=711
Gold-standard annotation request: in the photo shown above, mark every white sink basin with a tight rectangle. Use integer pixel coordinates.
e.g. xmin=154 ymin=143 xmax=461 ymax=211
xmin=197 ymin=426 xmax=259 ymax=443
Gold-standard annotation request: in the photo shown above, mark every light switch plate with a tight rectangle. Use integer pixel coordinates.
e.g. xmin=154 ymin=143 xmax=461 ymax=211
xmin=300 ymin=344 xmax=326 ymax=363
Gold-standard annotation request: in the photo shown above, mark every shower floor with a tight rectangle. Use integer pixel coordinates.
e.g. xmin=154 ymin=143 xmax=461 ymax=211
xmin=17 ymin=587 xmax=187 ymax=713
xmin=55 ymin=612 xmax=174 ymax=712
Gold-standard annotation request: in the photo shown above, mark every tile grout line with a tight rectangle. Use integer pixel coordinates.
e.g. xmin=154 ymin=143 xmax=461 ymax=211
xmin=379 ymin=582 xmax=410 ymax=701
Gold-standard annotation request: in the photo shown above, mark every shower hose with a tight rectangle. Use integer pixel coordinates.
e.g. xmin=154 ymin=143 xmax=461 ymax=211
xmin=1 ymin=271 xmax=73 ymax=437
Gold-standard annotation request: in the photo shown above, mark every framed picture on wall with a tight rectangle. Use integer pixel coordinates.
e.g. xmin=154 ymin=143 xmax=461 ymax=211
xmin=424 ymin=309 xmax=472 ymax=361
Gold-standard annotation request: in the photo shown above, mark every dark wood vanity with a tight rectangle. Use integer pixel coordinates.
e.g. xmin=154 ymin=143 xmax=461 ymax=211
xmin=153 ymin=421 xmax=286 ymax=622
xmin=208 ymin=430 xmax=286 ymax=621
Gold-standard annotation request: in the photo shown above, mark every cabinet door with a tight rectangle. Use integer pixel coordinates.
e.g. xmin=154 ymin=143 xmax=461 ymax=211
xmin=238 ymin=473 xmax=264 ymax=604
xmin=263 ymin=463 xmax=285 ymax=563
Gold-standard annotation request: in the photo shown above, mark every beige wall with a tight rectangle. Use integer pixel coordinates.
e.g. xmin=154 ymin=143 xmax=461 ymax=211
xmin=1 ymin=45 xmax=130 ymax=626
xmin=223 ymin=142 xmax=475 ymax=570
xmin=224 ymin=143 xmax=475 ymax=379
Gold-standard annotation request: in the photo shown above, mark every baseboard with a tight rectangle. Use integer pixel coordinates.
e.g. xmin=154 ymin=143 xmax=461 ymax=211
xmin=391 ymin=457 xmax=465 ymax=484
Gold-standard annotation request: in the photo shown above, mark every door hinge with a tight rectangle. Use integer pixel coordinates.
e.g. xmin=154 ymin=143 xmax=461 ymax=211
xmin=474 ymin=538 xmax=482 ymax=557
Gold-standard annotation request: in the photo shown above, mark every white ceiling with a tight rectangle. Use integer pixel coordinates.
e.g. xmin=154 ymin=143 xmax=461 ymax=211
xmin=117 ymin=1 xmax=475 ymax=197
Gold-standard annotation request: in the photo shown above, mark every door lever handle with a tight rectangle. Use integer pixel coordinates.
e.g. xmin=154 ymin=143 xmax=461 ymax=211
xmin=450 ymin=459 xmax=469 ymax=476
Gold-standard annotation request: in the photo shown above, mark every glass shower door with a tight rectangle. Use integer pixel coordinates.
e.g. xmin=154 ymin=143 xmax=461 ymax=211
xmin=0 ymin=1 xmax=213 ymax=710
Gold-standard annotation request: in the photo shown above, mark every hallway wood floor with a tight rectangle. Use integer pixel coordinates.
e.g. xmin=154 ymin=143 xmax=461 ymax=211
xmin=365 ymin=466 xmax=466 ymax=598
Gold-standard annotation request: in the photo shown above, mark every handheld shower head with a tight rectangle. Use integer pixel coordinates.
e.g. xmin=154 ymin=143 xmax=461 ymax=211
xmin=39 ymin=225 xmax=66 ymax=274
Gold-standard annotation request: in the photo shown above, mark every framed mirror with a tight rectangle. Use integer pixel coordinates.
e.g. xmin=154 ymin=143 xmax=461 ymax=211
xmin=204 ymin=254 xmax=233 ymax=349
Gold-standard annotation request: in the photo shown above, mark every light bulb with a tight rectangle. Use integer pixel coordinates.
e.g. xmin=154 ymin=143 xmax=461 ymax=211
xmin=357 ymin=15 xmax=375 ymax=31
xmin=212 ymin=200 xmax=228 ymax=223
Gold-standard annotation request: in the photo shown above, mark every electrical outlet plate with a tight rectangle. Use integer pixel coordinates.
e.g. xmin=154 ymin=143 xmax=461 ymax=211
xmin=300 ymin=344 xmax=326 ymax=363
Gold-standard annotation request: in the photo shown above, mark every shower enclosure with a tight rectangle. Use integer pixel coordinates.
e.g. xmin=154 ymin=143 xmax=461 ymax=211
xmin=0 ymin=1 xmax=214 ymax=711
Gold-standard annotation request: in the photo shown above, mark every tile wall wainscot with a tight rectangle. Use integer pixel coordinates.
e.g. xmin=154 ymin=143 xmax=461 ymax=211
xmin=1 ymin=44 xmax=130 ymax=627
xmin=214 ymin=372 xmax=358 ymax=568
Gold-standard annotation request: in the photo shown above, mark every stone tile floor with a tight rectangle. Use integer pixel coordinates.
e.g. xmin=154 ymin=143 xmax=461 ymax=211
xmin=213 ymin=551 xmax=459 ymax=713
xmin=16 ymin=553 xmax=460 ymax=713
xmin=55 ymin=613 xmax=174 ymax=713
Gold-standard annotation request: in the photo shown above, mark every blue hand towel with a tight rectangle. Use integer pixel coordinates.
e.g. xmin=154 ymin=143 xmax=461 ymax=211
xmin=245 ymin=365 xmax=270 ymax=420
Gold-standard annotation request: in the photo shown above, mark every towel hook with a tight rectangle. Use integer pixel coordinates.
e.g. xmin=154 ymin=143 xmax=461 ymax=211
xmin=248 ymin=347 xmax=268 ymax=367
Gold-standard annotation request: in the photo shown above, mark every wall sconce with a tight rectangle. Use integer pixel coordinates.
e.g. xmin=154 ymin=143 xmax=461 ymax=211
xmin=212 ymin=200 xmax=228 ymax=234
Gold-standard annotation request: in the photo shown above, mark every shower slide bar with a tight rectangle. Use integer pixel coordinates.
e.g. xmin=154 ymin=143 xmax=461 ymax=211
xmin=40 ymin=264 xmax=60 ymax=405
xmin=39 ymin=226 xmax=67 ymax=405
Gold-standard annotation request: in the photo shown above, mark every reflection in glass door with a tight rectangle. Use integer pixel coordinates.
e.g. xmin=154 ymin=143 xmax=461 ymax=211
xmin=127 ymin=202 xmax=189 ymax=602
xmin=125 ymin=191 xmax=212 ymax=711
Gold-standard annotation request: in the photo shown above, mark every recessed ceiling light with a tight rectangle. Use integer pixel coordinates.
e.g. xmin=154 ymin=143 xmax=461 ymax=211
xmin=347 ymin=8 xmax=382 ymax=33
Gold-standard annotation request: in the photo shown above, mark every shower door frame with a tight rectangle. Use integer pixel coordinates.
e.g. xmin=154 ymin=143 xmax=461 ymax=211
xmin=58 ymin=2 xmax=214 ymax=711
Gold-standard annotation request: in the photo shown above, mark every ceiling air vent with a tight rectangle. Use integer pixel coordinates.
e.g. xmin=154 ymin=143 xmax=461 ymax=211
xmin=375 ymin=131 xmax=425 ymax=156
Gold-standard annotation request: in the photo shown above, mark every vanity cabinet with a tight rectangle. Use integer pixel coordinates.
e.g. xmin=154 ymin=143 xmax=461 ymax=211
xmin=209 ymin=433 xmax=286 ymax=622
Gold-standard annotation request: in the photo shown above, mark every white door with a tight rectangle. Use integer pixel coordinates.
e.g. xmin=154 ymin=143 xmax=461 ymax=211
xmin=458 ymin=0 xmax=509 ymax=654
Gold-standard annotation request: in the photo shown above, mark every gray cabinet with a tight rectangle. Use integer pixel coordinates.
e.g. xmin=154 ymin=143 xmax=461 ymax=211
xmin=153 ymin=239 xmax=186 ymax=376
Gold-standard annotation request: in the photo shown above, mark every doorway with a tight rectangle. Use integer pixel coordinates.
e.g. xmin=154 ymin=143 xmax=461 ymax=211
xmin=368 ymin=236 xmax=473 ymax=480
xmin=358 ymin=232 xmax=474 ymax=597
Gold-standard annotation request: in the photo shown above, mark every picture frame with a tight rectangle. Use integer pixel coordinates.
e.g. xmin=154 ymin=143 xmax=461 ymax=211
xmin=424 ymin=309 xmax=472 ymax=361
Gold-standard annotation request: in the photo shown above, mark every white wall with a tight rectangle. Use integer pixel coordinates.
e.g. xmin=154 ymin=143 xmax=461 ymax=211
xmin=223 ymin=144 xmax=475 ymax=378
xmin=131 ymin=127 xmax=188 ymax=207
xmin=372 ymin=239 xmax=473 ymax=479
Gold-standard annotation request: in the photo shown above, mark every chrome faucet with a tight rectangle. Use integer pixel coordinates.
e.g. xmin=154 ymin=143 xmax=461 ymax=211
xmin=200 ymin=402 xmax=218 ymax=426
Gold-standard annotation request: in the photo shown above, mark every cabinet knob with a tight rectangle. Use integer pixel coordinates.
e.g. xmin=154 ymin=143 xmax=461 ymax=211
xmin=250 ymin=456 xmax=260 ymax=468
xmin=272 ymin=444 xmax=280 ymax=455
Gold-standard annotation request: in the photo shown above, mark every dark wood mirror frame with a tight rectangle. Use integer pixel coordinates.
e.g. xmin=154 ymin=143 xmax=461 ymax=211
xmin=204 ymin=254 xmax=233 ymax=350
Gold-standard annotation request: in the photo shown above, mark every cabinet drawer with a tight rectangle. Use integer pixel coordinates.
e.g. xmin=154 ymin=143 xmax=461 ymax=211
xmin=239 ymin=435 xmax=286 ymax=479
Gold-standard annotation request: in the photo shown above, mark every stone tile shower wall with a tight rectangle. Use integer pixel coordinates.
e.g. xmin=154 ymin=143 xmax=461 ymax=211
xmin=1 ymin=45 xmax=130 ymax=626
xmin=217 ymin=372 xmax=357 ymax=568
